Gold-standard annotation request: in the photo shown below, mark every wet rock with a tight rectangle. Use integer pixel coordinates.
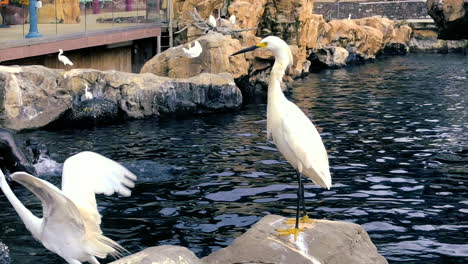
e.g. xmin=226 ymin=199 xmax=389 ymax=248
xmin=427 ymin=0 xmax=468 ymax=40
xmin=0 ymin=242 xmax=10 ymax=264
xmin=309 ymin=46 xmax=349 ymax=68
xmin=0 ymin=66 xmax=242 ymax=131
xmin=203 ymin=214 xmax=388 ymax=264
xmin=110 ymin=245 xmax=203 ymax=264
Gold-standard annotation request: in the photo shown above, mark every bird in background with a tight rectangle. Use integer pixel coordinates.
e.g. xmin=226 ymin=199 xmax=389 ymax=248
xmin=81 ymin=84 xmax=93 ymax=101
xmin=58 ymin=49 xmax=74 ymax=67
xmin=208 ymin=14 xmax=217 ymax=28
xmin=231 ymin=36 xmax=331 ymax=240
xmin=182 ymin=40 xmax=203 ymax=58
xmin=348 ymin=13 xmax=352 ymax=20
xmin=0 ymin=151 xmax=137 ymax=264
xmin=229 ymin=14 xmax=236 ymax=26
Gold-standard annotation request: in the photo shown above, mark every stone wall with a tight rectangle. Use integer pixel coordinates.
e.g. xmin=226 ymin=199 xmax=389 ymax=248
xmin=314 ymin=0 xmax=431 ymax=21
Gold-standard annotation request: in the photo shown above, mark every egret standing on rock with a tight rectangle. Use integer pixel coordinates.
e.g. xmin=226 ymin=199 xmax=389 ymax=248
xmin=0 ymin=151 xmax=137 ymax=264
xmin=182 ymin=40 xmax=203 ymax=58
xmin=81 ymin=84 xmax=93 ymax=101
xmin=58 ymin=49 xmax=74 ymax=67
xmin=231 ymin=36 xmax=332 ymax=240
xmin=229 ymin=14 xmax=236 ymax=26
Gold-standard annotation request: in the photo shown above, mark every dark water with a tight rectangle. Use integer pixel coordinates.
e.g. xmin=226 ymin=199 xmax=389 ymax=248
xmin=1 ymin=54 xmax=467 ymax=263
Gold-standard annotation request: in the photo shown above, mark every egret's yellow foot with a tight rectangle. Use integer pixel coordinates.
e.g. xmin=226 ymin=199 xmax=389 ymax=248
xmin=276 ymin=227 xmax=305 ymax=241
xmin=284 ymin=215 xmax=315 ymax=225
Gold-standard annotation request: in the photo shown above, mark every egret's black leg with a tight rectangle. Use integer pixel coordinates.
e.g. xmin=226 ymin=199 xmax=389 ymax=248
xmin=295 ymin=171 xmax=301 ymax=229
xmin=299 ymin=172 xmax=307 ymax=217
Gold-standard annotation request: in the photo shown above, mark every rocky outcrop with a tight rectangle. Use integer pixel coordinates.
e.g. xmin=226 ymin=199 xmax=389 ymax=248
xmin=309 ymin=46 xmax=349 ymax=68
xmin=0 ymin=66 xmax=242 ymax=131
xmin=203 ymin=214 xmax=388 ymax=264
xmin=110 ymin=245 xmax=203 ymax=264
xmin=408 ymin=21 xmax=468 ymax=52
xmin=427 ymin=0 xmax=468 ymax=40
xmin=141 ymin=33 xmax=248 ymax=79
xmin=0 ymin=242 xmax=9 ymax=264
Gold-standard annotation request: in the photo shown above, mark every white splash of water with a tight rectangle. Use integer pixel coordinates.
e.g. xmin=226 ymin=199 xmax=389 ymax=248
xmin=34 ymin=155 xmax=63 ymax=176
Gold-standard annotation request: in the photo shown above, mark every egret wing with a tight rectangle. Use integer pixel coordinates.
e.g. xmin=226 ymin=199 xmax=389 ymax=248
xmin=279 ymin=101 xmax=331 ymax=188
xmin=61 ymin=151 xmax=137 ymax=211
xmin=10 ymin=172 xmax=85 ymax=235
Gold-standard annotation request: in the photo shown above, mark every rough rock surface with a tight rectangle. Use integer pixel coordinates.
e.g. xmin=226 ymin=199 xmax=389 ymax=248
xmin=427 ymin=0 xmax=468 ymax=40
xmin=0 ymin=242 xmax=9 ymax=264
xmin=110 ymin=245 xmax=203 ymax=264
xmin=141 ymin=32 xmax=248 ymax=79
xmin=0 ymin=66 xmax=242 ymax=131
xmin=203 ymin=214 xmax=388 ymax=264
xmin=309 ymin=46 xmax=349 ymax=68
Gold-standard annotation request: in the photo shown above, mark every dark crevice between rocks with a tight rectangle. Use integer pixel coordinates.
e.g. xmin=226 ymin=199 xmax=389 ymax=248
xmin=45 ymin=98 xmax=128 ymax=130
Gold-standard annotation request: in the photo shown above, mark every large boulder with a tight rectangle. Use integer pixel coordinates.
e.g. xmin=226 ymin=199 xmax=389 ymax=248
xmin=110 ymin=245 xmax=203 ymax=264
xmin=0 ymin=66 xmax=242 ymax=131
xmin=0 ymin=242 xmax=9 ymax=264
xmin=203 ymin=214 xmax=388 ymax=264
xmin=141 ymin=32 xmax=249 ymax=79
xmin=309 ymin=46 xmax=350 ymax=68
xmin=427 ymin=0 xmax=468 ymax=40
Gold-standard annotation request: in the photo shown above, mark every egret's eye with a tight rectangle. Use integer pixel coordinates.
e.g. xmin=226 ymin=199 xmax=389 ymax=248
xmin=256 ymin=42 xmax=268 ymax=48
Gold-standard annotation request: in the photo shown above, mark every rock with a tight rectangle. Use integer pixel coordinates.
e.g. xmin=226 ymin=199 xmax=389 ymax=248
xmin=0 ymin=242 xmax=9 ymax=264
xmin=309 ymin=46 xmax=349 ymax=68
xmin=110 ymin=245 xmax=203 ymax=264
xmin=141 ymin=32 xmax=249 ymax=79
xmin=354 ymin=16 xmax=396 ymax=45
xmin=203 ymin=214 xmax=388 ymax=264
xmin=0 ymin=66 xmax=242 ymax=131
xmin=427 ymin=0 xmax=468 ymax=40
xmin=228 ymin=0 xmax=268 ymax=29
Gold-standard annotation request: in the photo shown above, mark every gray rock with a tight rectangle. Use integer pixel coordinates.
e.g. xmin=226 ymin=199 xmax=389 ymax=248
xmin=0 ymin=242 xmax=10 ymax=264
xmin=310 ymin=46 xmax=349 ymax=68
xmin=427 ymin=0 xmax=468 ymax=40
xmin=0 ymin=66 xmax=242 ymax=131
xmin=110 ymin=245 xmax=203 ymax=264
xmin=203 ymin=214 xmax=388 ymax=264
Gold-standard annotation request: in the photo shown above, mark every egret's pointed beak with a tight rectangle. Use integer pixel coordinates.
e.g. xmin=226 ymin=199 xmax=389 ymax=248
xmin=230 ymin=45 xmax=259 ymax=56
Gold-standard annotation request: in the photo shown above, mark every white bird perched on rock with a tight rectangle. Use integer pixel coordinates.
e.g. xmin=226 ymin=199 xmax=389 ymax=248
xmin=58 ymin=49 xmax=73 ymax=67
xmin=348 ymin=13 xmax=352 ymax=20
xmin=208 ymin=14 xmax=217 ymax=28
xmin=229 ymin=14 xmax=236 ymax=25
xmin=0 ymin=151 xmax=137 ymax=264
xmin=231 ymin=36 xmax=331 ymax=240
xmin=81 ymin=84 xmax=93 ymax=101
xmin=182 ymin=40 xmax=203 ymax=58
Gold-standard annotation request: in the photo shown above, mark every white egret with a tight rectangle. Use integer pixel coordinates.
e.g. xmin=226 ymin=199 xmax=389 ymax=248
xmin=231 ymin=36 xmax=331 ymax=240
xmin=81 ymin=84 xmax=93 ymax=101
xmin=58 ymin=49 xmax=74 ymax=66
xmin=182 ymin=40 xmax=203 ymax=58
xmin=208 ymin=15 xmax=217 ymax=28
xmin=229 ymin=14 xmax=236 ymax=25
xmin=348 ymin=13 xmax=352 ymax=20
xmin=0 ymin=151 xmax=137 ymax=264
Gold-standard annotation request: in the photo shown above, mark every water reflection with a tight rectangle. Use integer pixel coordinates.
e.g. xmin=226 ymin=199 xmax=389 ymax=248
xmin=0 ymin=54 xmax=467 ymax=263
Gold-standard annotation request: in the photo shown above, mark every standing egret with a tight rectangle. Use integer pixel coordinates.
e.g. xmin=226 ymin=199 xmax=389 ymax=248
xmin=231 ymin=36 xmax=331 ymax=240
xmin=348 ymin=13 xmax=352 ymax=20
xmin=81 ymin=84 xmax=93 ymax=101
xmin=208 ymin=15 xmax=217 ymax=28
xmin=182 ymin=40 xmax=203 ymax=58
xmin=0 ymin=151 xmax=137 ymax=264
xmin=229 ymin=14 xmax=236 ymax=26
xmin=58 ymin=49 xmax=74 ymax=67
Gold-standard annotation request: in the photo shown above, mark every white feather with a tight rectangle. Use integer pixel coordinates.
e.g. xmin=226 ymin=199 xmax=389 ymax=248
xmin=81 ymin=84 xmax=93 ymax=101
xmin=208 ymin=15 xmax=217 ymax=28
xmin=229 ymin=14 xmax=236 ymax=25
xmin=182 ymin=41 xmax=203 ymax=58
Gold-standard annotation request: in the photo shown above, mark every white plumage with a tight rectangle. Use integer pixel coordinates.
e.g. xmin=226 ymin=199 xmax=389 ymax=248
xmin=231 ymin=36 xmax=331 ymax=238
xmin=0 ymin=151 xmax=137 ymax=264
xmin=348 ymin=13 xmax=352 ymax=20
xmin=208 ymin=15 xmax=217 ymax=28
xmin=182 ymin=40 xmax=203 ymax=58
xmin=229 ymin=14 xmax=236 ymax=25
xmin=58 ymin=49 xmax=74 ymax=66
xmin=81 ymin=84 xmax=93 ymax=101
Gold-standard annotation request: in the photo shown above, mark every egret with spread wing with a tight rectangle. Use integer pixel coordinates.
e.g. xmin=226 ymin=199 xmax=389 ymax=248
xmin=231 ymin=36 xmax=331 ymax=240
xmin=0 ymin=151 xmax=137 ymax=264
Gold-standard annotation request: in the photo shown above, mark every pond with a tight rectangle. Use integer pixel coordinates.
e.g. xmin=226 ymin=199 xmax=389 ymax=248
xmin=1 ymin=53 xmax=467 ymax=263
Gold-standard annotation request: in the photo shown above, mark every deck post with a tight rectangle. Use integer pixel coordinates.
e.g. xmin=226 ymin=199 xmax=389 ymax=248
xmin=25 ymin=0 xmax=42 ymax=38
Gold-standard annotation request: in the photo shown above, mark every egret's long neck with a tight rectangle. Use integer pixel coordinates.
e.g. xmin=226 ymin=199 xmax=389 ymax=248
xmin=267 ymin=55 xmax=289 ymax=103
xmin=0 ymin=172 xmax=41 ymax=236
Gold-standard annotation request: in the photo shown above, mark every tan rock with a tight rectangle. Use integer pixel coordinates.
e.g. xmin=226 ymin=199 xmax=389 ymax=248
xmin=389 ymin=25 xmax=412 ymax=44
xmin=141 ymin=32 xmax=249 ymax=79
xmin=228 ymin=0 xmax=268 ymax=29
xmin=427 ymin=0 xmax=468 ymax=39
xmin=174 ymin=0 xmax=224 ymax=26
xmin=354 ymin=16 xmax=395 ymax=45
xmin=203 ymin=214 xmax=388 ymax=264
xmin=110 ymin=245 xmax=203 ymax=264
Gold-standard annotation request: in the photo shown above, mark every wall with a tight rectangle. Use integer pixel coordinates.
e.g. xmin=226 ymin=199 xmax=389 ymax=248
xmin=313 ymin=0 xmax=431 ymax=21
